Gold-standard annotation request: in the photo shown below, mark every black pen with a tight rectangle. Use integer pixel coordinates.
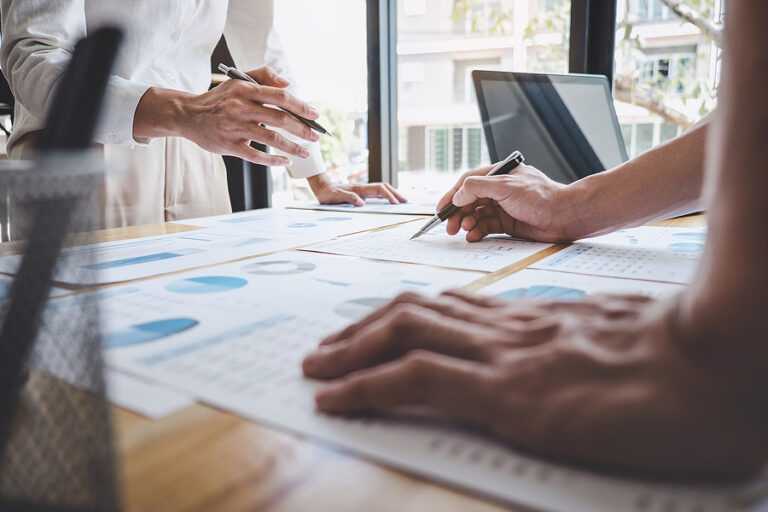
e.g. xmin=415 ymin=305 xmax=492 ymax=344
xmin=217 ymin=63 xmax=333 ymax=137
xmin=410 ymin=150 xmax=525 ymax=240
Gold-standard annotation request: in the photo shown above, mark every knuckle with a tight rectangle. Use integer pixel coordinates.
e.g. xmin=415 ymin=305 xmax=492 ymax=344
xmin=389 ymin=304 xmax=421 ymax=337
xmin=393 ymin=291 xmax=422 ymax=305
xmin=264 ymin=130 xmax=281 ymax=145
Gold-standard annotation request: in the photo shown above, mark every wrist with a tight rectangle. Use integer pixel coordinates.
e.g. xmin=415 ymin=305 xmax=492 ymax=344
xmin=133 ymin=87 xmax=192 ymax=140
xmin=307 ymin=173 xmax=332 ymax=194
xmin=554 ymin=179 xmax=595 ymax=241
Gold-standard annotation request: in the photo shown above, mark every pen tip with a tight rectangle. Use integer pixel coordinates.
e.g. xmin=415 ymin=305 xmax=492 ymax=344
xmin=409 ymin=233 xmax=420 ymax=240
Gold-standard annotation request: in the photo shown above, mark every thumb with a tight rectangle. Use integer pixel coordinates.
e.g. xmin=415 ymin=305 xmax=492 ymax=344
xmin=453 ymin=176 xmax=514 ymax=207
xmin=248 ymin=67 xmax=290 ymax=87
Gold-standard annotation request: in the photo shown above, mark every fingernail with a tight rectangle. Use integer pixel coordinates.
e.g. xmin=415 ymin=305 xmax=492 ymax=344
xmin=310 ymin=132 xmax=320 ymax=142
xmin=280 ymin=157 xmax=292 ymax=166
xmin=300 ymin=149 xmax=311 ymax=159
xmin=309 ymin=108 xmax=320 ymax=119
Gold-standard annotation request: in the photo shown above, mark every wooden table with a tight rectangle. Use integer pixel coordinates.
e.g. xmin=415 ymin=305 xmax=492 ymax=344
xmin=109 ymin=214 xmax=706 ymax=512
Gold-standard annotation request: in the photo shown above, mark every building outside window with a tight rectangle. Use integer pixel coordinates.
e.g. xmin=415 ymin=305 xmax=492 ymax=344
xmin=269 ymin=0 xmax=724 ymax=202
xmin=397 ymin=0 xmax=571 ymax=190
xmin=614 ymin=0 xmax=724 ymax=158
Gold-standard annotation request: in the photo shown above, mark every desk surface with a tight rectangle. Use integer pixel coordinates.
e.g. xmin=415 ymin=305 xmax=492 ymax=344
xmin=111 ymin=214 xmax=705 ymax=512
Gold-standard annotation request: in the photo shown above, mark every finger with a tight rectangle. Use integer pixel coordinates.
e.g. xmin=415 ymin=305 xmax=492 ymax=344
xmin=248 ymin=125 xmax=311 ymax=158
xmin=441 ymin=289 xmax=510 ymax=309
xmin=228 ymin=143 xmax=291 ymax=167
xmin=248 ymin=85 xmax=319 ymax=121
xmin=246 ymin=67 xmax=290 ymax=88
xmin=314 ymin=351 xmax=496 ymax=424
xmin=303 ymin=304 xmax=492 ymax=379
xmin=445 ymin=203 xmax=478 ymax=235
xmin=385 ymin=183 xmax=408 ymax=203
xmin=453 ymin=175 xmax=524 ymax=208
xmin=437 ymin=167 xmax=492 ymax=210
xmin=245 ymin=104 xmax=320 ymax=143
xmin=466 ymin=215 xmax=505 ymax=242
xmin=331 ymin=189 xmax=365 ymax=207
xmin=319 ymin=290 xmax=471 ymax=346
xmin=360 ymin=184 xmax=399 ymax=204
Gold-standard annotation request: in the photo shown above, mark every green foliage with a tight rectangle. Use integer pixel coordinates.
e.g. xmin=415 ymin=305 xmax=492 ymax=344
xmin=316 ymin=105 xmax=358 ymax=169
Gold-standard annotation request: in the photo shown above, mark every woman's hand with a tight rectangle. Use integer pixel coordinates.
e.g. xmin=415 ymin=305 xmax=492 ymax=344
xmin=134 ymin=67 xmax=320 ymax=166
xmin=308 ymin=173 xmax=407 ymax=206
xmin=303 ymin=290 xmax=768 ymax=478
xmin=437 ymin=164 xmax=576 ymax=243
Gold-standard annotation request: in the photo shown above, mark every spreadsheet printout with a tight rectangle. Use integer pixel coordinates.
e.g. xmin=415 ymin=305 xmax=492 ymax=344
xmin=303 ymin=222 xmax=552 ymax=272
xmin=35 ymin=254 xmax=742 ymax=512
xmin=480 ymin=268 xmax=685 ymax=301
xmin=530 ymin=226 xmax=706 ymax=284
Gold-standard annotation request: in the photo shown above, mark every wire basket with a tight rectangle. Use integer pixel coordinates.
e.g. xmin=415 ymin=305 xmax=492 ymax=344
xmin=0 ymin=151 xmax=121 ymax=512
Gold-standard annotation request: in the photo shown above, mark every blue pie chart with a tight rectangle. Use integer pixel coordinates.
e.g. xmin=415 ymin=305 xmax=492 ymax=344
xmin=497 ymin=285 xmax=586 ymax=302
xmin=165 ymin=276 xmax=248 ymax=294
xmin=668 ymin=242 xmax=703 ymax=253
xmin=673 ymin=232 xmax=706 ymax=241
xmin=104 ymin=318 xmax=198 ymax=348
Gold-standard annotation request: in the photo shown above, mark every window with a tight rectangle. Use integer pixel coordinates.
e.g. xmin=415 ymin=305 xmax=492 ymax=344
xmin=614 ymin=0 xmax=723 ymax=158
xmin=397 ymin=0 xmax=572 ymax=189
xmin=271 ymin=1 xmax=368 ymax=205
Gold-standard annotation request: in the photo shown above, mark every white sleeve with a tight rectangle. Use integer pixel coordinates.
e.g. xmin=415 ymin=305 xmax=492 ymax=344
xmin=0 ymin=0 xmax=151 ymax=147
xmin=223 ymin=0 xmax=325 ymax=179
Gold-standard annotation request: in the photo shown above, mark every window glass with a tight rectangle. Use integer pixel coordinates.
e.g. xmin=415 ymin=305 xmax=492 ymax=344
xmin=271 ymin=1 xmax=368 ymax=205
xmin=614 ymin=0 xmax=723 ymax=159
xmin=397 ymin=0 xmax=572 ymax=189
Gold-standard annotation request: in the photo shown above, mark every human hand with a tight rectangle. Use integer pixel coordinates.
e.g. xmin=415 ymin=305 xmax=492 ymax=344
xmin=177 ymin=67 xmax=320 ymax=165
xmin=303 ymin=290 xmax=767 ymax=478
xmin=436 ymin=164 xmax=574 ymax=243
xmin=308 ymin=174 xmax=407 ymax=206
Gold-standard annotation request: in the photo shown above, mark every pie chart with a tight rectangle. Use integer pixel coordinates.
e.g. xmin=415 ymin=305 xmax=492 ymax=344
xmin=334 ymin=297 xmax=389 ymax=320
xmin=104 ymin=318 xmax=198 ymax=348
xmin=165 ymin=276 xmax=248 ymax=294
xmin=673 ymin=232 xmax=706 ymax=241
xmin=668 ymin=242 xmax=703 ymax=253
xmin=242 ymin=260 xmax=317 ymax=275
xmin=288 ymin=222 xmax=317 ymax=228
xmin=497 ymin=285 xmax=586 ymax=302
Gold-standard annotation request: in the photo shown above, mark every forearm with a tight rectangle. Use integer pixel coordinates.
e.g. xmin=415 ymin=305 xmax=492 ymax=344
xmin=563 ymin=122 xmax=708 ymax=239
xmin=680 ymin=0 xmax=768 ymax=369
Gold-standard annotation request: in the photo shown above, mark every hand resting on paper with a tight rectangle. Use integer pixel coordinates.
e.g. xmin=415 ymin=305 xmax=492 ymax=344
xmin=303 ymin=289 xmax=768 ymax=479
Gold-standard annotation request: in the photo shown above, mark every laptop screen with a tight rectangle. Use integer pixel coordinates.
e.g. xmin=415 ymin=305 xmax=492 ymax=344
xmin=473 ymin=71 xmax=628 ymax=183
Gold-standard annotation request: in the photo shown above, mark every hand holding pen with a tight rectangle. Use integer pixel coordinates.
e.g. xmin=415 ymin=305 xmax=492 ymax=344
xmin=410 ymin=151 xmax=525 ymax=240
xmin=133 ymin=65 xmax=323 ymax=167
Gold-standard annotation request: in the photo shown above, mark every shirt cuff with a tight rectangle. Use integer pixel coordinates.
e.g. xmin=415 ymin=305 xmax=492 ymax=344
xmin=284 ymin=143 xmax=326 ymax=179
xmin=95 ymin=77 xmax=152 ymax=147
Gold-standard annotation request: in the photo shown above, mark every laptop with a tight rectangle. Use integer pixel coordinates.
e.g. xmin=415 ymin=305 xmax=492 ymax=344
xmin=472 ymin=70 xmax=628 ymax=183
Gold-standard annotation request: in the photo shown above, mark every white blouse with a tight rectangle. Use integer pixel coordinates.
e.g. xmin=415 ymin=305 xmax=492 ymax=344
xmin=0 ymin=0 xmax=325 ymax=179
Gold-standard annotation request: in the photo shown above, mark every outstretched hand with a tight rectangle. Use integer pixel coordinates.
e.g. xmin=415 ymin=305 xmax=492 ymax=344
xmin=303 ymin=290 xmax=767 ymax=478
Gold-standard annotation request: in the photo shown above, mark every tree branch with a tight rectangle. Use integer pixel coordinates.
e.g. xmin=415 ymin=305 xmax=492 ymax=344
xmin=658 ymin=0 xmax=722 ymax=46
xmin=614 ymin=74 xmax=695 ymax=129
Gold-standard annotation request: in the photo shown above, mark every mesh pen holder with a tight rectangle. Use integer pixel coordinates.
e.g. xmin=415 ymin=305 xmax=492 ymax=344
xmin=0 ymin=150 xmax=121 ymax=512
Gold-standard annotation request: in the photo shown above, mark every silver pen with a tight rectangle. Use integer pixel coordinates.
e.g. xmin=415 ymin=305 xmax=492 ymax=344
xmin=410 ymin=150 xmax=525 ymax=240
xmin=217 ymin=63 xmax=333 ymax=137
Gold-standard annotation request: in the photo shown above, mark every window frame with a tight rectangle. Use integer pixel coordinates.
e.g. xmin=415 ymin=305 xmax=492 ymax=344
xmin=367 ymin=0 xmax=619 ymax=185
